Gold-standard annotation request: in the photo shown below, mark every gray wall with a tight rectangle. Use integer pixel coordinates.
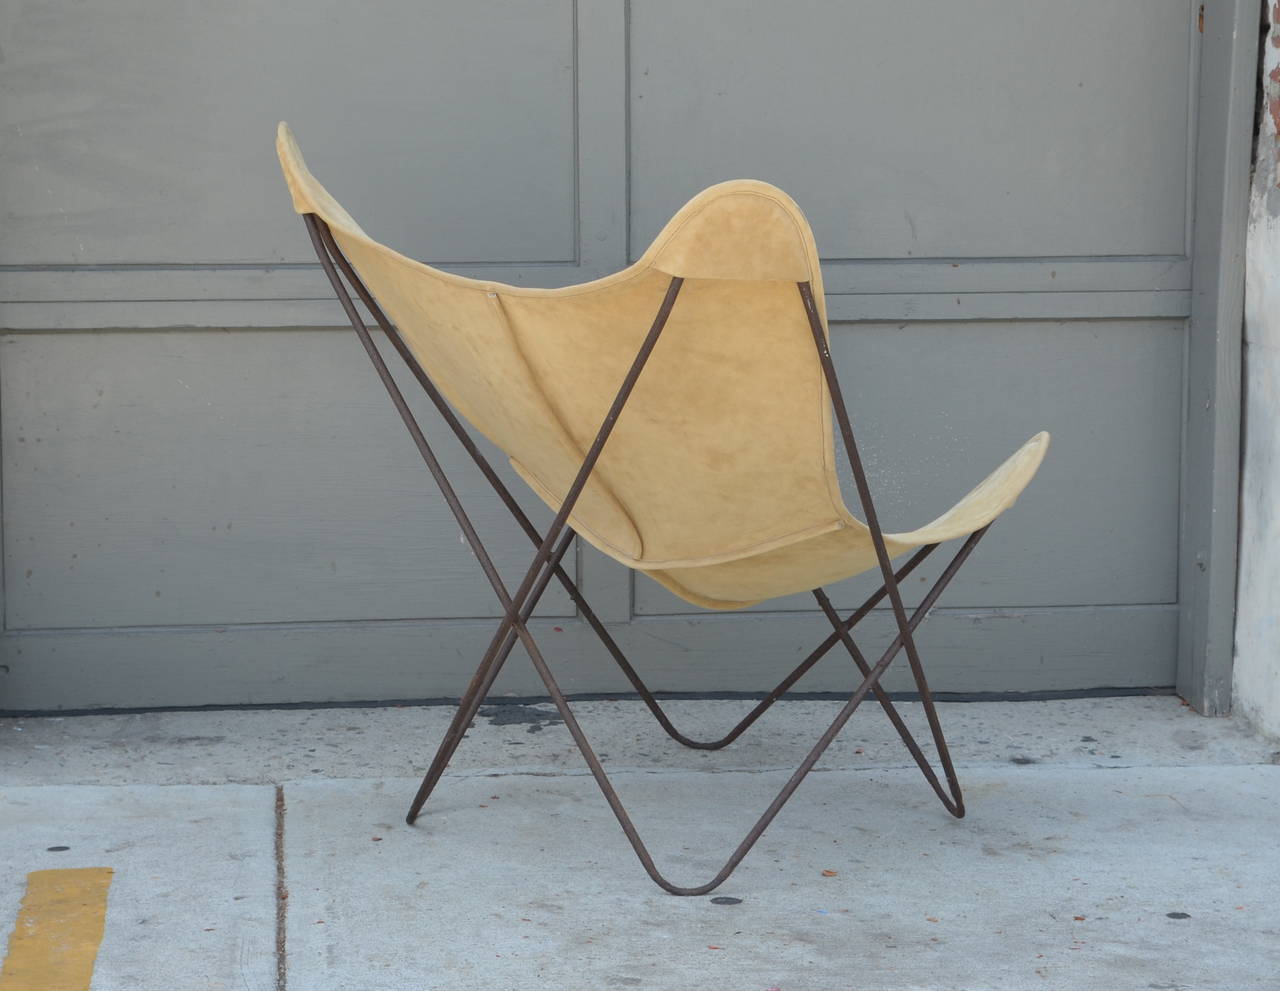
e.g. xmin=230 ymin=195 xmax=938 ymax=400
xmin=1237 ymin=2 xmax=1280 ymax=738
xmin=0 ymin=0 xmax=1253 ymax=710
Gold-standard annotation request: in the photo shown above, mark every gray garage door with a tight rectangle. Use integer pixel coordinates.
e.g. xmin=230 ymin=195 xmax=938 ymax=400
xmin=0 ymin=0 xmax=1253 ymax=710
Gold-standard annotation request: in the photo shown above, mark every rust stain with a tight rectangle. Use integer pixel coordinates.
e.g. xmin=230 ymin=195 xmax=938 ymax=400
xmin=1269 ymin=48 xmax=1280 ymax=147
xmin=1198 ymin=5 xmax=1204 ymax=33
xmin=1269 ymin=48 xmax=1280 ymax=160
xmin=1270 ymin=89 xmax=1280 ymax=184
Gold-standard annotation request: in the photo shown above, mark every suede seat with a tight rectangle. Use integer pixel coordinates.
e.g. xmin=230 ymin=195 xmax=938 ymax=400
xmin=278 ymin=122 xmax=1049 ymax=895
xmin=277 ymin=124 xmax=1047 ymax=610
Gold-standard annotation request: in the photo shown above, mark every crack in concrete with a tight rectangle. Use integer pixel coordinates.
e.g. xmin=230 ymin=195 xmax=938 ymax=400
xmin=274 ymin=785 xmax=287 ymax=991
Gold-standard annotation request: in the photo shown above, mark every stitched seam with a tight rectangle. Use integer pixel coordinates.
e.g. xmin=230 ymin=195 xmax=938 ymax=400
xmin=627 ymin=518 xmax=846 ymax=569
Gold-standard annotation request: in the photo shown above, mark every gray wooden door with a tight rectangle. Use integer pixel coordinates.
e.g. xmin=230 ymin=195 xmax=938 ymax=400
xmin=0 ymin=0 xmax=1254 ymax=710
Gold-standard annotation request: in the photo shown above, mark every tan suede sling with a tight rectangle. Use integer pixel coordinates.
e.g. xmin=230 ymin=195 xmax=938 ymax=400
xmin=277 ymin=122 xmax=1048 ymax=610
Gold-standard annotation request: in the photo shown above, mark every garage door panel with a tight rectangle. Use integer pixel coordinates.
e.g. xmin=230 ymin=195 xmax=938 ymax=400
xmin=0 ymin=0 xmax=576 ymax=266
xmin=629 ymin=0 xmax=1192 ymax=262
xmin=1 ymin=330 xmax=575 ymax=630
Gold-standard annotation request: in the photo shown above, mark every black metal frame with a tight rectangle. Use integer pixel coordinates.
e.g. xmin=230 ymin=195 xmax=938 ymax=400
xmin=303 ymin=213 xmax=990 ymax=895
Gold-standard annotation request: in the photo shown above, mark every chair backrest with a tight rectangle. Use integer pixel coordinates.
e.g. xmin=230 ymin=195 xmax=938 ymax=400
xmin=278 ymin=123 xmax=856 ymax=570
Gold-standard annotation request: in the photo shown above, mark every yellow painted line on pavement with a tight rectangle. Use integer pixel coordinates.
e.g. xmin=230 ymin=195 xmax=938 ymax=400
xmin=0 ymin=868 xmax=113 ymax=991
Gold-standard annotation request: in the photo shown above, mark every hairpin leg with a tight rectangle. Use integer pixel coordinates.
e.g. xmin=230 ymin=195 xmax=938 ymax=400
xmin=465 ymin=526 xmax=987 ymax=895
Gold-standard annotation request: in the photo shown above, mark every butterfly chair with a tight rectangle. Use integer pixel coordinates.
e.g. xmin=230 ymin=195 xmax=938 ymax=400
xmin=277 ymin=122 xmax=1049 ymax=896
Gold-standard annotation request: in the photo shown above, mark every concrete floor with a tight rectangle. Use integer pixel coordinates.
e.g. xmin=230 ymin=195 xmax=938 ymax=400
xmin=2 ymin=696 xmax=1278 ymax=990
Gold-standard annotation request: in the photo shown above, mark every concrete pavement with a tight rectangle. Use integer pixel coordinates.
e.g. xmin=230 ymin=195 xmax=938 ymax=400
xmin=2 ymin=697 xmax=1278 ymax=989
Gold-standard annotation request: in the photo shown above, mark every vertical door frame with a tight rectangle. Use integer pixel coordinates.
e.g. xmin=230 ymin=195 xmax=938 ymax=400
xmin=1179 ymin=0 xmax=1260 ymax=712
